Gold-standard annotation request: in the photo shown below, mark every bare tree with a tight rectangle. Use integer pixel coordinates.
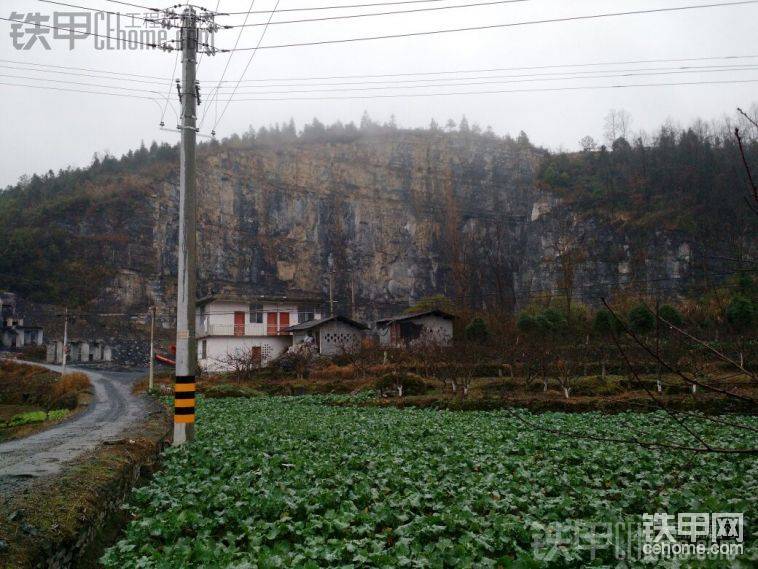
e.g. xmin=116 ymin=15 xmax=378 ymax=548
xmin=216 ymin=347 xmax=263 ymax=382
xmin=604 ymin=109 xmax=632 ymax=145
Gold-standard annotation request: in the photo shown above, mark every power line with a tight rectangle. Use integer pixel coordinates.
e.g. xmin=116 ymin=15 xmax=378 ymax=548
xmin=204 ymin=63 xmax=758 ymax=89
xmin=160 ymin=49 xmax=181 ymax=126
xmin=0 ymin=80 xmax=161 ymax=101
xmin=0 ymin=64 xmax=168 ymax=86
xmin=103 ymin=0 xmax=160 ymax=12
xmin=199 ymin=0 xmax=259 ymax=131
xmin=222 ymin=0 xmax=530 ymax=28
xmin=212 ymin=0 xmax=282 ymax=133
xmin=219 ymin=1 xmax=758 ymax=51
xmin=207 ymin=66 xmax=758 ymax=95
xmin=0 ymin=72 xmax=165 ymax=95
xmin=243 ymin=54 xmax=758 ymax=83
xmin=5 ymin=53 xmax=758 ymax=86
xmin=38 ymin=0 xmax=159 ymax=26
xmin=215 ymin=0 xmax=519 ymax=15
xmin=0 ymin=15 xmax=165 ymax=50
xmin=0 ymin=58 xmax=167 ymax=81
xmin=207 ymin=77 xmax=758 ymax=102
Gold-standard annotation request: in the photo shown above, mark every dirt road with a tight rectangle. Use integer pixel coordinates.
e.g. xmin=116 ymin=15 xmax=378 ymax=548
xmin=0 ymin=363 xmax=148 ymax=485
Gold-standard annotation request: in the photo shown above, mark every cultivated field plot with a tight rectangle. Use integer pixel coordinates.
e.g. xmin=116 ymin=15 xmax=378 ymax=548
xmin=104 ymin=398 xmax=757 ymax=567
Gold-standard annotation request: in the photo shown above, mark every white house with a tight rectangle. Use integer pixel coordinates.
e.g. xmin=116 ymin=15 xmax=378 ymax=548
xmin=375 ymin=310 xmax=455 ymax=347
xmin=196 ymin=295 xmax=323 ymax=371
xmin=286 ymin=315 xmax=368 ymax=356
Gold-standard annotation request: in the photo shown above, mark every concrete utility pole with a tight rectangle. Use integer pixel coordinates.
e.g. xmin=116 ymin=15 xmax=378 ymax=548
xmin=329 ymin=272 xmax=335 ymax=316
xmin=173 ymin=7 xmax=199 ymax=446
xmin=148 ymin=305 xmax=156 ymax=392
xmin=61 ymin=307 xmax=68 ymax=375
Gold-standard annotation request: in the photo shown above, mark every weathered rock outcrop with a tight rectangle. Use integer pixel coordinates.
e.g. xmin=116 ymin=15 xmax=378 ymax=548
xmin=88 ymin=131 xmax=705 ymax=320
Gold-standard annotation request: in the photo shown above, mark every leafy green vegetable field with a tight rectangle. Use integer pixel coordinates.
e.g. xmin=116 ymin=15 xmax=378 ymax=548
xmin=104 ymin=398 xmax=757 ymax=567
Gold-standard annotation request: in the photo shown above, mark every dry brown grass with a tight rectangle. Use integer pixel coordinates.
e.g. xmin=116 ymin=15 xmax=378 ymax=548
xmin=0 ymin=360 xmax=57 ymax=404
xmin=50 ymin=372 xmax=92 ymax=408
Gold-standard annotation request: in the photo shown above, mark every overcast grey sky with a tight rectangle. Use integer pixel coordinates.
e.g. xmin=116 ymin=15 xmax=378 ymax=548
xmin=1 ymin=0 xmax=757 ymax=187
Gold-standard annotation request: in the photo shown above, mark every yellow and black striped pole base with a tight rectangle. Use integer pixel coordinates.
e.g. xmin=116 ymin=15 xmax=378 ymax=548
xmin=173 ymin=375 xmax=195 ymax=444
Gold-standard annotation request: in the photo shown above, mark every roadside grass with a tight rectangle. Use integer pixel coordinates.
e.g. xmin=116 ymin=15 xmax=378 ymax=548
xmin=0 ymin=362 xmax=92 ymax=441
xmin=0 ymin=409 xmax=70 ymax=428
xmin=0 ymin=401 xmax=171 ymax=568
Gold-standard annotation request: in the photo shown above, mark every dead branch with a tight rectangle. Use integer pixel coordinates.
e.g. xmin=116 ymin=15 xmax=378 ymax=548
xmin=654 ymin=310 xmax=755 ymax=382
xmin=733 ymin=125 xmax=758 ymax=214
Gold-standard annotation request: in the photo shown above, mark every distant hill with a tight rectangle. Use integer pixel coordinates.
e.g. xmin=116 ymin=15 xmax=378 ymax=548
xmin=0 ymin=117 xmax=755 ymax=319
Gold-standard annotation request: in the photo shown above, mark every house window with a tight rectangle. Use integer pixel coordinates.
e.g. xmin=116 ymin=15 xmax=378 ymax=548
xmin=249 ymin=303 xmax=263 ymax=323
xmin=201 ymin=340 xmax=207 ymax=359
xmin=298 ymin=307 xmax=315 ymax=323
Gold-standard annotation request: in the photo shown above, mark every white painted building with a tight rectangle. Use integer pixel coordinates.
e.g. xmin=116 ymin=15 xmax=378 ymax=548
xmin=375 ymin=310 xmax=455 ymax=347
xmin=196 ymin=295 xmax=323 ymax=371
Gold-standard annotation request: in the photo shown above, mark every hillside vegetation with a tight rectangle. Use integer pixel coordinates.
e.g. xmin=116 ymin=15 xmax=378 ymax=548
xmin=538 ymin=119 xmax=757 ymax=257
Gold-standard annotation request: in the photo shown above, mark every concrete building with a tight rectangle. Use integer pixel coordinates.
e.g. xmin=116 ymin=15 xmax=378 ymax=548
xmin=1 ymin=319 xmax=44 ymax=349
xmin=46 ymin=339 xmax=112 ymax=364
xmin=0 ymin=293 xmax=44 ymax=349
xmin=196 ymin=295 xmax=323 ymax=371
xmin=375 ymin=310 xmax=455 ymax=347
xmin=286 ymin=315 xmax=368 ymax=356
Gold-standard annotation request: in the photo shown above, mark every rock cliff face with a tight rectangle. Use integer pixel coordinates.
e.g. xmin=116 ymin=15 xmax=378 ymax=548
xmin=91 ymin=131 xmax=700 ymax=321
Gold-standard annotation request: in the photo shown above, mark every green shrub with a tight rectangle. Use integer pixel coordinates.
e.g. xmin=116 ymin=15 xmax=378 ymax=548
xmin=658 ymin=304 xmax=684 ymax=327
xmin=1 ymin=409 xmax=69 ymax=428
xmin=464 ymin=318 xmax=490 ymax=343
xmin=541 ymin=308 xmax=567 ymax=331
xmin=516 ymin=314 xmax=538 ymax=333
xmin=727 ymin=295 xmax=754 ymax=331
xmin=628 ymin=303 xmax=655 ymax=334
xmin=593 ymin=309 xmax=619 ymax=336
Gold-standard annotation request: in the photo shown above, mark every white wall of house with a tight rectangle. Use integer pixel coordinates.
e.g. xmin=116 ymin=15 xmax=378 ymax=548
xmin=198 ymin=335 xmax=291 ymax=372
xmin=197 ymin=301 xmax=321 ymax=337
xmin=195 ymin=299 xmax=323 ymax=370
xmin=319 ymin=321 xmax=363 ymax=355
xmin=292 ymin=320 xmax=364 ymax=355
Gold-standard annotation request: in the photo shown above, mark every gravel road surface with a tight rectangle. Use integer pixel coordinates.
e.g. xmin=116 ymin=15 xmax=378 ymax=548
xmin=0 ymin=363 xmax=147 ymax=485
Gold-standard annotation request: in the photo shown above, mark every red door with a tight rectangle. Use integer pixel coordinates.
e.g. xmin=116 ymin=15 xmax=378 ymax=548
xmin=279 ymin=312 xmax=290 ymax=335
xmin=267 ymin=312 xmax=278 ymax=336
xmin=234 ymin=311 xmax=245 ymax=336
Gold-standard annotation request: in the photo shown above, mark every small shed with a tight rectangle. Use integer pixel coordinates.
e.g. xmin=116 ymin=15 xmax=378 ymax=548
xmin=285 ymin=316 xmax=368 ymax=356
xmin=375 ymin=310 xmax=455 ymax=347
